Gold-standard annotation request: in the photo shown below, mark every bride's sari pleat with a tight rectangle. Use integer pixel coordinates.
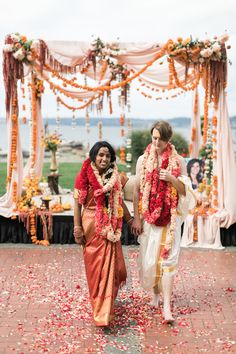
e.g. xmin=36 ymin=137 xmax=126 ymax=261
xmin=82 ymin=197 xmax=126 ymax=326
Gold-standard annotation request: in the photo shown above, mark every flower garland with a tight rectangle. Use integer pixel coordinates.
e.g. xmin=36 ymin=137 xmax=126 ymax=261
xmin=77 ymin=159 xmax=123 ymax=243
xmin=30 ymin=74 xmax=37 ymax=169
xmin=39 ymin=45 xmax=167 ymax=93
xmin=139 ymin=143 xmax=181 ymax=258
xmin=167 ymin=34 xmax=229 ymax=64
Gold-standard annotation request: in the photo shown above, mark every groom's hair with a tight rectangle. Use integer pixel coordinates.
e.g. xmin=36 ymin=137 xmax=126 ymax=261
xmin=150 ymin=121 xmax=173 ymax=141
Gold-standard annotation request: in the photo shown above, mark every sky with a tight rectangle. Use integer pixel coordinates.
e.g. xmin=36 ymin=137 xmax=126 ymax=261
xmin=0 ymin=0 xmax=235 ymax=120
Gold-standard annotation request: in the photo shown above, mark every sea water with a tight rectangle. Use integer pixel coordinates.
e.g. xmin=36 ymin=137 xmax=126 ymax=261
xmin=0 ymin=119 xmax=235 ymax=154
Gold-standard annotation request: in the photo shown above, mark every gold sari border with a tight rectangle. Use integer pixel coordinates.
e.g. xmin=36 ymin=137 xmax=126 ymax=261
xmin=154 ymin=226 xmax=167 ymax=288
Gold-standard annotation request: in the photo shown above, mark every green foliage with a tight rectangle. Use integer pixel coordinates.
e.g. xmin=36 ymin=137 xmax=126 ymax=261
xmin=130 ymin=130 xmax=151 ymax=163
xmin=199 ymin=143 xmax=213 ymax=183
xmin=130 ymin=129 xmax=189 ymax=167
xmin=0 ymin=162 xmax=129 ymax=197
xmin=170 ymin=133 xmax=189 ymax=156
xmin=0 ymin=163 xmax=7 ymax=197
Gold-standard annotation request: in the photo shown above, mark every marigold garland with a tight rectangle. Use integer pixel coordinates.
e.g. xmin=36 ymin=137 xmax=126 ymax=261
xmin=56 ymin=96 xmax=97 ymax=111
xmin=75 ymin=159 xmax=123 ymax=243
xmin=30 ymin=74 xmax=38 ymax=168
xmin=39 ymin=45 xmax=167 ymax=94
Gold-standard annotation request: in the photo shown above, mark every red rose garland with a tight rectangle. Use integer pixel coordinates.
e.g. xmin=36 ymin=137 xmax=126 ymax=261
xmin=76 ymin=159 xmax=123 ymax=242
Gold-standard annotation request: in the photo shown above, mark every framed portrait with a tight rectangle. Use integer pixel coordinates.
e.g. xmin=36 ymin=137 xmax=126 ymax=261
xmin=186 ymin=158 xmax=204 ymax=190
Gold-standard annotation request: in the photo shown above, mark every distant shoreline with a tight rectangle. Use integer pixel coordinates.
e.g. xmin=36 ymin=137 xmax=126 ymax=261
xmin=0 ymin=116 xmax=235 ymax=127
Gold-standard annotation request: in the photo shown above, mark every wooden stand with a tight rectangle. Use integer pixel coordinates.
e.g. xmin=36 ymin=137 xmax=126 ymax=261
xmin=47 ymin=173 xmax=62 ymax=195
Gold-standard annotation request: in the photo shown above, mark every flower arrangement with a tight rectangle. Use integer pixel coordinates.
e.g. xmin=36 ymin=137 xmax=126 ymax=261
xmin=3 ymin=33 xmax=37 ymax=63
xmin=167 ymin=34 xmax=229 ymax=64
xmin=81 ymin=37 xmax=129 ymax=82
xmin=17 ymin=177 xmax=40 ymax=212
xmin=42 ymin=132 xmax=61 ymax=152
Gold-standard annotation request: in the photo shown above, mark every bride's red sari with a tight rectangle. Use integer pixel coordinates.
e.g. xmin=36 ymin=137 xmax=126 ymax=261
xmin=74 ymin=160 xmax=127 ymax=326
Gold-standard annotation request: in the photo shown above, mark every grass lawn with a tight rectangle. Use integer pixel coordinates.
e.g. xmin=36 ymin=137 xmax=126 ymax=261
xmin=0 ymin=162 xmax=128 ymax=196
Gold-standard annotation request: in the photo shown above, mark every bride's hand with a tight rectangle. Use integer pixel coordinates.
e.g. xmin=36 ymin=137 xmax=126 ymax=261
xmin=131 ymin=217 xmax=143 ymax=236
xmin=74 ymin=226 xmax=86 ymax=245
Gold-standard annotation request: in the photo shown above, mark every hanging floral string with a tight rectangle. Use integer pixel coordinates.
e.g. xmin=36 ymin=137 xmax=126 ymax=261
xmin=7 ymin=91 xmax=19 ymax=207
xmin=38 ymin=45 xmax=167 ymax=94
xmin=202 ymin=65 xmax=209 ymax=146
xmin=98 ymin=121 xmax=103 ymax=140
xmin=125 ymin=119 xmax=133 ymax=176
xmin=189 ymin=89 xmax=199 ymax=155
xmin=56 ymin=96 xmax=97 ymax=111
xmin=20 ymin=78 xmax=27 ymax=124
xmin=85 ymin=108 xmax=91 ymax=151
xmin=211 ymin=114 xmax=218 ymax=209
xmin=29 ymin=73 xmax=38 ymax=170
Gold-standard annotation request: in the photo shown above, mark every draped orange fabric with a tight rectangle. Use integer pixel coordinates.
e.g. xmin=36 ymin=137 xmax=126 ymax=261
xmin=78 ymin=181 xmax=127 ymax=326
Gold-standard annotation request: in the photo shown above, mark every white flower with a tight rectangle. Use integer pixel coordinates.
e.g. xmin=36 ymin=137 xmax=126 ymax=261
xmin=31 ymin=40 xmax=40 ymax=50
xmin=200 ymin=48 xmax=213 ymax=58
xmin=110 ymin=50 xmax=120 ymax=56
xmin=212 ymin=42 xmax=221 ymax=53
xmin=218 ymin=34 xmax=229 ymax=43
xmin=126 ymin=138 xmax=132 ymax=148
xmin=110 ymin=58 xmax=118 ymax=65
xmin=13 ymin=47 xmax=25 ymax=61
xmin=215 ymin=51 xmax=222 ymax=59
xmin=126 ymin=153 xmax=132 ymax=162
xmin=118 ymin=50 xmax=127 ymax=55
xmin=10 ymin=33 xmax=20 ymax=42
xmin=3 ymin=44 xmax=14 ymax=52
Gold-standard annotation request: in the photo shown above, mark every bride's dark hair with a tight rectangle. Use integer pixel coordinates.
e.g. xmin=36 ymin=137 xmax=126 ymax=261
xmin=89 ymin=141 xmax=116 ymax=163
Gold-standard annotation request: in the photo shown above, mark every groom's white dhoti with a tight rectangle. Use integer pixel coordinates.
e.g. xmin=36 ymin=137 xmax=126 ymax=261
xmin=138 ymin=176 xmax=196 ymax=291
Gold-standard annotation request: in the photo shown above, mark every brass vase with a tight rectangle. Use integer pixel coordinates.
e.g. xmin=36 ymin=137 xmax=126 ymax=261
xmin=50 ymin=150 xmax=58 ymax=174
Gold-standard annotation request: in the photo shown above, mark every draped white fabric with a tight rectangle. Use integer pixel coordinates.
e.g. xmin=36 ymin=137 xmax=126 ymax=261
xmin=0 ymin=113 xmax=23 ymax=217
xmin=181 ymin=214 xmax=223 ymax=249
xmin=23 ymin=101 xmax=45 ymax=179
xmin=215 ymin=90 xmax=236 ymax=227
xmin=44 ymin=41 xmax=191 ymax=88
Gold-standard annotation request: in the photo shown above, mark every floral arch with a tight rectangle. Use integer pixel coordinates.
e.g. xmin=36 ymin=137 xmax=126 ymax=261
xmin=0 ymin=33 xmax=235 ymax=232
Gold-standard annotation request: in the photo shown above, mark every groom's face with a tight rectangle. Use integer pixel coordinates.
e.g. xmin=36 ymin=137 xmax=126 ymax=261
xmin=151 ymin=128 xmax=168 ymax=154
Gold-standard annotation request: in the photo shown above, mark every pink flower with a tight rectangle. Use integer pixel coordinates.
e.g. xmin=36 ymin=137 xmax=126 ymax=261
xmin=161 ymin=248 xmax=169 ymax=259
xmin=94 ymin=189 xmax=103 ymax=197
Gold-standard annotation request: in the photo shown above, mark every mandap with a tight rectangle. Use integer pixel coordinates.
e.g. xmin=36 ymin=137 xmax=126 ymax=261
xmin=0 ymin=33 xmax=235 ymax=246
